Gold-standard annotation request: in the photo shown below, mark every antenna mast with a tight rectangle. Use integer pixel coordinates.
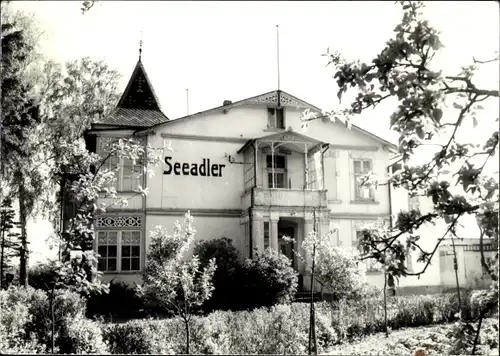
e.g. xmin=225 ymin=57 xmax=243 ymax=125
xmin=186 ymin=89 xmax=190 ymax=115
xmin=276 ymin=25 xmax=281 ymax=90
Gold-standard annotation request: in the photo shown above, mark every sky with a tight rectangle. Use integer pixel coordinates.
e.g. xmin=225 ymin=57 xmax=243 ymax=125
xmin=8 ymin=0 xmax=500 ymax=264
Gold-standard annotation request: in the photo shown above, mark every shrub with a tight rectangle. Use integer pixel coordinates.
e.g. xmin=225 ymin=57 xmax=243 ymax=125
xmin=58 ymin=316 xmax=109 ymax=354
xmin=103 ymin=319 xmax=178 ymax=354
xmin=315 ymin=246 xmax=366 ymax=303
xmin=28 ymin=263 xmax=59 ymax=292
xmin=102 ymin=290 xmax=492 ymax=355
xmin=86 ymin=280 xmax=146 ymax=320
xmin=0 ymin=285 xmax=101 ymax=354
xmin=243 ymin=248 xmax=298 ymax=309
xmin=193 ymin=237 xmax=246 ymax=312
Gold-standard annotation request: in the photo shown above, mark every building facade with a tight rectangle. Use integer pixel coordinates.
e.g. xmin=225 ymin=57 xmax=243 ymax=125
xmin=84 ymin=57 xmax=493 ymax=293
xmin=82 ymin=57 xmax=399 ymax=290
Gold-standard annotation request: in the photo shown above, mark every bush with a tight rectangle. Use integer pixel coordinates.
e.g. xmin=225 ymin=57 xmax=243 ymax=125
xmin=103 ymin=304 xmax=336 ymax=355
xmin=242 ymin=248 xmax=298 ymax=309
xmin=102 ymin=291 xmax=490 ymax=355
xmin=103 ymin=319 xmax=178 ymax=354
xmin=193 ymin=237 xmax=246 ymax=312
xmin=86 ymin=280 xmax=147 ymax=320
xmin=0 ymin=285 xmax=107 ymax=354
xmin=28 ymin=263 xmax=59 ymax=292
xmin=58 ymin=316 xmax=109 ymax=354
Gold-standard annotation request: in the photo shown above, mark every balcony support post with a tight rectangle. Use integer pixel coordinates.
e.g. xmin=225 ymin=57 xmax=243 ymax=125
xmin=271 ymin=142 xmax=275 ymax=189
xmin=304 ymin=144 xmax=309 ymax=189
xmin=254 ymin=141 xmax=258 ymax=188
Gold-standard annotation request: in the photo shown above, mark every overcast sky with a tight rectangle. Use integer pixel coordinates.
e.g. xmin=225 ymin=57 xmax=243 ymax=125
xmin=9 ymin=1 xmax=499 ymax=263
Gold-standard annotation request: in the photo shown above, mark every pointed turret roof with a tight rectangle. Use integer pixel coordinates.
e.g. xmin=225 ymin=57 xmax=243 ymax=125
xmin=94 ymin=59 xmax=169 ymax=128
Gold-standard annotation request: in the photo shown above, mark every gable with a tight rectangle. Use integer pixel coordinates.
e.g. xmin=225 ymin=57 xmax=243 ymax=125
xmin=144 ymin=90 xmax=395 ymax=150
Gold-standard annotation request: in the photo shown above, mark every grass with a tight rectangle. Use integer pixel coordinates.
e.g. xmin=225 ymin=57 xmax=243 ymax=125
xmin=323 ymin=318 xmax=499 ymax=356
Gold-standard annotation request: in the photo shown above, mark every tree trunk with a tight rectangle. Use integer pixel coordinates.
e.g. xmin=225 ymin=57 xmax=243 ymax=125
xmin=471 ymin=311 xmax=486 ymax=355
xmin=308 ymin=208 xmax=318 ymax=355
xmin=50 ymin=288 xmax=55 ymax=354
xmin=18 ymin=181 xmax=29 ymax=287
xmin=184 ymin=319 xmax=190 ymax=355
xmin=0 ymin=226 xmax=5 ymax=289
xmin=451 ymin=234 xmax=462 ymax=311
xmin=383 ymin=272 xmax=388 ymax=338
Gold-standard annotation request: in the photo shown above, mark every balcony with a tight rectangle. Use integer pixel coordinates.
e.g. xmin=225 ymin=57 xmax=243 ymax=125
xmin=242 ymin=188 xmax=327 ymax=210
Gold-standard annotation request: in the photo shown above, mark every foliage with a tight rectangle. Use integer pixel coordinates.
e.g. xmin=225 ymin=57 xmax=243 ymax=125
xmin=1 ymin=3 xmax=45 ymax=287
xmin=302 ymin=1 xmax=499 ymax=353
xmin=0 ymin=198 xmax=21 ymax=288
xmin=137 ymin=212 xmax=217 ymax=354
xmin=101 ymin=292 xmax=491 ymax=355
xmin=325 ymin=318 xmax=499 ymax=356
xmin=86 ymin=280 xmax=147 ymax=320
xmin=193 ymin=237 xmax=247 ymax=312
xmin=314 ymin=244 xmax=367 ymax=303
xmin=0 ymin=285 xmax=108 ymax=354
xmin=243 ymin=247 xmax=298 ymax=308
xmin=57 ymin=315 xmax=109 ymax=354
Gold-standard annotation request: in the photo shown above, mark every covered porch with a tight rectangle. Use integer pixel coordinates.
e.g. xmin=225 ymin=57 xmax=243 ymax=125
xmin=238 ymin=128 xmax=330 ymax=193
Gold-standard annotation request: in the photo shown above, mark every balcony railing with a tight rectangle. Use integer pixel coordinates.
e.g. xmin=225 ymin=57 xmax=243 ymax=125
xmin=242 ymin=188 xmax=327 ymax=209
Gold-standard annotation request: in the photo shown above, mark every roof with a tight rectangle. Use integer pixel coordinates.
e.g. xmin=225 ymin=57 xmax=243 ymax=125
xmin=237 ymin=129 xmax=326 ymax=154
xmin=94 ymin=108 xmax=168 ymax=127
xmin=137 ymin=89 xmax=397 ymax=150
xmin=95 ymin=59 xmax=169 ymax=128
xmin=141 ymin=90 xmax=317 ymax=133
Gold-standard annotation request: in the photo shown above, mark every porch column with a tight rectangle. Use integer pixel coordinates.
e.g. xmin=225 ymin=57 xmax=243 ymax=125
xmin=270 ymin=217 xmax=279 ymax=252
xmin=304 ymin=144 xmax=309 ymax=189
xmin=271 ymin=142 xmax=275 ymax=188
xmin=252 ymin=212 xmax=264 ymax=256
xmin=321 ymin=145 xmax=325 ymax=190
xmin=254 ymin=141 xmax=258 ymax=188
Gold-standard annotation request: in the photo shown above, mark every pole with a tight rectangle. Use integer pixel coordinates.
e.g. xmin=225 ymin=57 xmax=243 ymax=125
xmin=186 ymin=89 xmax=190 ymax=116
xmin=308 ymin=208 xmax=318 ymax=355
xmin=276 ymin=25 xmax=281 ymax=92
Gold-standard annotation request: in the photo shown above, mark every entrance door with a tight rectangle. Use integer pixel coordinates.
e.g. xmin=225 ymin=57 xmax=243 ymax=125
xmin=278 ymin=227 xmax=295 ymax=266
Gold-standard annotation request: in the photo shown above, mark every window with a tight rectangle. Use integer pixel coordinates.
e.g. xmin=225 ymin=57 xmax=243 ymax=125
xmin=97 ymin=230 xmax=141 ymax=272
xmin=264 ymin=221 xmax=270 ymax=249
xmin=267 ymin=107 xmax=285 ymax=129
xmin=98 ymin=137 xmax=144 ymax=192
xmin=353 ymin=159 xmax=375 ymax=201
xmin=266 ymin=155 xmax=287 ymax=188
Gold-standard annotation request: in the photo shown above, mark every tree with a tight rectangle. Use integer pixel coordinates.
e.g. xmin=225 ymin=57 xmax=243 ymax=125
xmin=302 ymin=1 xmax=498 ymax=353
xmin=1 ymin=4 xmax=45 ymax=287
xmin=0 ymin=198 xmax=22 ymax=288
xmin=137 ymin=212 xmax=217 ymax=355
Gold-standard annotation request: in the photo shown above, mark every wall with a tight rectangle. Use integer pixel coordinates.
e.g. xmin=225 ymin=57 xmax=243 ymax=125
xmin=147 ymin=138 xmax=244 ymax=210
xmin=145 ymin=214 xmax=244 ymax=257
xmin=151 ymin=104 xmax=394 ymax=218
xmin=440 ymin=244 xmax=496 ymax=290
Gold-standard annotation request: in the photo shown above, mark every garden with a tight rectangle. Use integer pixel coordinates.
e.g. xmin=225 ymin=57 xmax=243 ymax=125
xmin=1 ymin=226 xmax=498 ymax=355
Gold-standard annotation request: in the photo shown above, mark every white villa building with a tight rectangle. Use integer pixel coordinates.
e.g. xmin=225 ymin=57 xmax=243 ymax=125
xmin=73 ymin=57 xmax=493 ymax=294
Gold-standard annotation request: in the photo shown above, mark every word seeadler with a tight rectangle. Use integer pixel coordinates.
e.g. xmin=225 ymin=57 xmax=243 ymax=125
xmin=163 ymin=157 xmax=226 ymax=177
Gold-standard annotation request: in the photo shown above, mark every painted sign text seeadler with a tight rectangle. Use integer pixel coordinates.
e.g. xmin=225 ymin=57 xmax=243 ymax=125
xmin=163 ymin=157 xmax=226 ymax=177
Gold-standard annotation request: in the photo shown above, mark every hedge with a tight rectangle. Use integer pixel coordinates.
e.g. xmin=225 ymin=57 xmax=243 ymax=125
xmin=102 ymin=290 xmax=488 ymax=354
